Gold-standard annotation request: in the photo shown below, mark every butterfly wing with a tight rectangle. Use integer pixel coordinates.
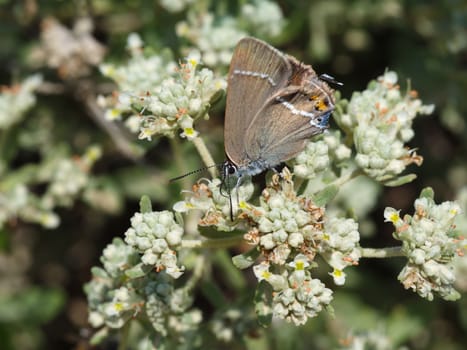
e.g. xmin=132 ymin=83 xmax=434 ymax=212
xmin=224 ymin=37 xmax=292 ymax=166
xmin=244 ymin=60 xmax=335 ymax=166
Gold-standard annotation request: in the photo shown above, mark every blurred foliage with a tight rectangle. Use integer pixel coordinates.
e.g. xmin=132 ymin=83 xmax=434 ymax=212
xmin=0 ymin=0 xmax=466 ymax=349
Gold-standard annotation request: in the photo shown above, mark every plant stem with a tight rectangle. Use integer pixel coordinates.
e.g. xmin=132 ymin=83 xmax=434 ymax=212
xmin=360 ymin=246 xmax=404 ymax=258
xmin=184 ymin=253 xmax=206 ymax=292
xmin=118 ymin=321 xmax=131 ymax=350
xmin=182 ymin=235 xmax=244 ymax=249
xmin=170 ymin=137 xmax=191 ymax=190
xmin=294 ymin=176 xmax=306 ymax=194
xmin=332 ymin=167 xmax=364 ymax=187
xmin=192 ymin=136 xmax=218 ymax=178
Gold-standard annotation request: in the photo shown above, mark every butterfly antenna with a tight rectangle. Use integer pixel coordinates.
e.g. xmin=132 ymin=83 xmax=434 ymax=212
xmin=169 ymin=163 xmax=224 ymax=182
xmin=319 ymin=73 xmax=344 ymax=86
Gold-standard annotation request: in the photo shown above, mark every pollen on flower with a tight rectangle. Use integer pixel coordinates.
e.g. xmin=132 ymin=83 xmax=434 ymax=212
xmin=100 ymin=63 xmax=115 ymax=77
xmin=389 ymin=212 xmax=401 ymax=224
xmin=295 ymin=261 xmax=305 ymax=270
xmin=138 ymin=129 xmax=153 ymax=141
xmin=105 ymin=108 xmax=121 ymax=120
xmin=238 ymin=201 xmax=251 ymax=210
xmin=262 ymin=271 xmax=272 ymax=280
xmin=114 ymin=302 xmax=124 ymax=312
xmin=333 ymin=269 xmax=342 ymax=277
xmin=181 ymin=127 xmax=198 ymax=139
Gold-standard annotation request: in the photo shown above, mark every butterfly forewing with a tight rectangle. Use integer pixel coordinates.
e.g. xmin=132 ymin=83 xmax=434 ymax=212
xmin=224 ymin=37 xmax=292 ymax=166
xmin=244 ymin=63 xmax=335 ymax=165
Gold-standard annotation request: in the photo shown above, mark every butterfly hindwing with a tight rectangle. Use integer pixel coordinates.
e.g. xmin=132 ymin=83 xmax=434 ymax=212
xmin=224 ymin=37 xmax=292 ymax=166
xmin=244 ymin=62 xmax=335 ymax=166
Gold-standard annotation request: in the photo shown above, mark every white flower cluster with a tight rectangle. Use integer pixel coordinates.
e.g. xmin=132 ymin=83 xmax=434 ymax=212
xmin=39 ymin=17 xmax=106 ymax=79
xmin=0 ymin=146 xmax=100 ymax=229
xmin=86 ymin=238 xmax=144 ymax=329
xmin=176 ymin=0 xmax=285 ymax=67
xmin=453 ymin=187 xmax=467 ymax=292
xmin=384 ymin=188 xmax=464 ymax=301
xmin=241 ymin=0 xmax=286 ymax=39
xmin=254 ymin=255 xmax=333 ymax=325
xmin=174 ymin=169 xmax=361 ymax=325
xmin=177 ymin=13 xmax=247 ymax=67
xmin=86 ymin=237 xmax=202 ymax=341
xmin=173 ymin=178 xmax=254 ymax=230
xmin=319 ymin=217 xmax=361 ymax=285
xmin=243 ymin=171 xmax=325 ymax=266
xmin=338 ymin=71 xmax=434 ymax=184
xmin=293 ymin=139 xmax=330 ymax=179
xmin=144 ymin=279 xmax=202 ymax=337
xmin=39 ymin=147 xmax=101 ymax=209
xmin=0 ymin=74 xmax=42 ymax=129
xmin=98 ymin=34 xmax=226 ymax=141
xmin=340 ymin=327 xmax=396 ymax=350
xmin=238 ymin=169 xmax=360 ymax=324
xmin=158 ymin=0 xmax=195 ymax=13
xmin=323 ymin=130 xmax=352 ymax=163
xmin=124 ymin=210 xmax=185 ymax=278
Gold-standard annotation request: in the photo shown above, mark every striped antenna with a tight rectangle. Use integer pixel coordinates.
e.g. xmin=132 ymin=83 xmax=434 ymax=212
xmin=169 ymin=163 xmax=222 ymax=182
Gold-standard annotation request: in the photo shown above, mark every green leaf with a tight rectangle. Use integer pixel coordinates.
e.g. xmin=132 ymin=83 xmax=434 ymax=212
xmin=200 ymin=281 xmax=226 ymax=309
xmin=419 ymin=187 xmax=434 ymax=199
xmin=90 ymin=327 xmax=110 ymax=345
xmin=198 ymin=225 xmax=244 ymax=238
xmin=232 ymin=248 xmax=260 ymax=270
xmin=0 ymin=287 xmax=65 ymax=324
xmin=139 ymin=195 xmax=152 ymax=213
xmin=213 ymin=250 xmax=246 ymax=290
xmin=209 ymin=88 xmax=225 ymax=106
xmin=114 ymin=166 xmax=169 ymax=202
xmin=383 ymin=174 xmax=417 ymax=187
xmin=313 ymin=185 xmax=339 ymax=206
xmin=125 ymin=262 xmax=152 ymax=279
xmin=254 ymin=281 xmax=273 ymax=327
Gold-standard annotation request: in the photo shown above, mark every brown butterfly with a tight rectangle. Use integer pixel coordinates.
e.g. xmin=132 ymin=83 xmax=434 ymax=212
xmin=223 ymin=37 xmax=339 ymax=184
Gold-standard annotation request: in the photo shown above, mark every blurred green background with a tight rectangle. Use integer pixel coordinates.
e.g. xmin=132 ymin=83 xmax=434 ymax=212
xmin=0 ymin=0 xmax=466 ymax=349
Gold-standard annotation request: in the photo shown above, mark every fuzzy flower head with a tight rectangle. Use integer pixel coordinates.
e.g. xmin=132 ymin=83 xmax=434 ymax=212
xmin=176 ymin=1 xmax=285 ymax=67
xmin=176 ymin=13 xmax=246 ymax=67
xmin=272 ymin=271 xmax=333 ymax=326
xmin=98 ymin=34 xmax=226 ymax=141
xmin=385 ymin=188 xmax=464 ymax=301
xmin=242 ymin=168 xmax=361 ymax=277
xmin=39 ymin=17 xmax=106 ymax=79
xmin=124 ymin=210 xmax=185 ymax=278
xmin=158 ymin=0 xmax=195 ymax=13
xmin=253 ymin=258 xmax=333 ymax=326
xmin=242 ymin=168 xmax=326 ymax=266
xmin=0 ymin=74 xmax=43 ymax=129
xmin=293 ymin=139 xmax=330 ymax=179
xmin=319 ymin=217 xmax=361 ymax=285
xmin=85 ymin=238 xmax=144 ymax=329
xmin=85 ymin=238 xmax=201 ymax=340
xmin=336 ymin=71 xmax=434 ymax=185
xmin=173 ymin=177 xmax=255 ymax=231
xmin=240 ymin=0 xmax=286 ymax=39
